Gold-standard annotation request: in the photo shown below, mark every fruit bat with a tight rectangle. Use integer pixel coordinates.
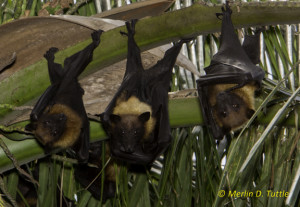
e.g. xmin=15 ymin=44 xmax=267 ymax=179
xmin=100 ymin=20 xmax=190 ymax=165
xmin=75 ymin=141 xmax=117 ymax=203
xmin=196 ymin=3 xmax=265 ymax=139
xmin=25 ymin=30 xmax=102 ymax=162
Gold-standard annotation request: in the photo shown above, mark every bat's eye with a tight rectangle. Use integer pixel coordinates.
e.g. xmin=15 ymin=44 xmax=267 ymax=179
xmin=44 ymin=121 xmax=50 ymax=125
xmin=221 ymin=111 xmax=227 ymax=117
xmin=232 ymin=104 xmax=239 ymax=109
xmin=134 ymin=130 xmax=137 ymax=135
xmin=52 ymin=130 xmax=57 ymax=136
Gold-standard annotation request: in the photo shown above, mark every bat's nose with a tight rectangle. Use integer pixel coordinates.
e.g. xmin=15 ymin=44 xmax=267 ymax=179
xmin=120 ymin=145 xmax=134 ymax=153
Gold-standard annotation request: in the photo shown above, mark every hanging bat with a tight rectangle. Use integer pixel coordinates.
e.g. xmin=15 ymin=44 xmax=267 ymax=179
xmin=25 ymin=30 xmax=102 ymax=162
xmin=196 ymin=2 xmax=265 ymax=139
xmin=75 ymin=141 xmax=117 ymax=203
xmin=100 ymin=20 xmax=191 ymax=165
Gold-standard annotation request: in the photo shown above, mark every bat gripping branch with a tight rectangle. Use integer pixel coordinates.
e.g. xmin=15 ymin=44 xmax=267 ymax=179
xmin=216 ymin=1 xmax=232 ymax=20
xmin=120 ymin=19 xmax=138 ymax=37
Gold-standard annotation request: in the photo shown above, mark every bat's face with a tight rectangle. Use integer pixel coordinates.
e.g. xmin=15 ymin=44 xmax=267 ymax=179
xmin=213 ymin=91 xmax=254 ymax=132
xmin=35 ymin=113 xmax=67 ymax=146
xmin=109 ymin=112 xmax=155 ymax=164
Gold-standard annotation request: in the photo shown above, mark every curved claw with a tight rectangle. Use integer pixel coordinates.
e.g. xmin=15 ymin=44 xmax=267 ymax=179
xmin=91 ymin=30 xmax=103 ymax=47
xmin=44 ymin=47 xmax=59 ymax=60
xmin=127 ymin=19 xmax=138 ymax=35
xmin=216 ymin=13 xmax=223 ymax=20
xmin=223 ymin=1 xmax=232 ymax=14
xmin=120 ymin=31 xmax=128 ymax=36
xmin=254 ymin=28 xmax=264 ymax=35
xmin=120 ymin=19 xmax=138 ymax=37
xmin=216 ymin=1 xmax=232 ymax=20
xmin=180 ymin=37 xmax=194 ymax=44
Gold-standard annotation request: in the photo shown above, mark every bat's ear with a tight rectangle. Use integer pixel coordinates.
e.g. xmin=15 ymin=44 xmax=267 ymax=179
xmin=109 ymin=114 xmax=121 ymax=124
xmin=247 ymin=109 xmax=255 ymax=119
xmin=25 ymin=122 xmax=36 ymax=132
xmin=138 ymin=112 xmax=150 ymax=123
xmin=30 ymin=113 xmax=38 ymax=122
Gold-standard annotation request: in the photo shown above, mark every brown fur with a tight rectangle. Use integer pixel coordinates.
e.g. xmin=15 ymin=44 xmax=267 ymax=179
xmin=104 ymin=143 xmax=119 ymax=182
xmin=111 ymin=114 xmax=144 ymax=131
xmin=35 ymin=104 xmax=82 ymax=148
xmin=105 ymin=161 xmax=118 ymax=182
xmin=113 ymin=94 xmax=155 ymax=140
xmin=208 ymin=83 xmax=257 ymax=131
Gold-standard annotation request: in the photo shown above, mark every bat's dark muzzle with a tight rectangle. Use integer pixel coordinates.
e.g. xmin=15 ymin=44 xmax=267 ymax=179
xmin=120 ymin=144 xmax=135 ymax=154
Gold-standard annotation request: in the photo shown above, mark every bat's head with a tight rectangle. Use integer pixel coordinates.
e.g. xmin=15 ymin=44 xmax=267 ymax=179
xmin=108 ymin=112 xmax=160 ymax=164
xmin=35 ymin=113 xmax=67 ymax=146
xmin=213 ymin=91 xmax=255 ymax=133
xmin=109 ymin=112 xmax=150 ymax=153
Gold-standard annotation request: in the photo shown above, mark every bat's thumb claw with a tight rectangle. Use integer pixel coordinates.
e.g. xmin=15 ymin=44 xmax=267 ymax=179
xmin=216 ymin=13 xmax=223 ymax=20
xmin=120 ymin=31 xmax=128 ymax=36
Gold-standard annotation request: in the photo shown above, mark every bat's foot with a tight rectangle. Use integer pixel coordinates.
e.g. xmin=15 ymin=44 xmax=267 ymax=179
xmin=180 ymin=37 xmax=194 ymax=44
xmin=91 ymin=29 xmax=103 ymax=47
xmin=127 ymin=19 xmax=138 ymax=35
xmin=216 ymin=1 xmax=232 ymax=19
xmin=223 ymin=1 xmax=232 ymax=13
xmin=254 ymin=28 xmax=264 ymax=35
xmin=120 ymin=19 xmax=138 ymax=37
xmin=170 ymin=37 xmax=193 ymax=49
xmin=44 ymin=47 xmax=59 ymax=61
